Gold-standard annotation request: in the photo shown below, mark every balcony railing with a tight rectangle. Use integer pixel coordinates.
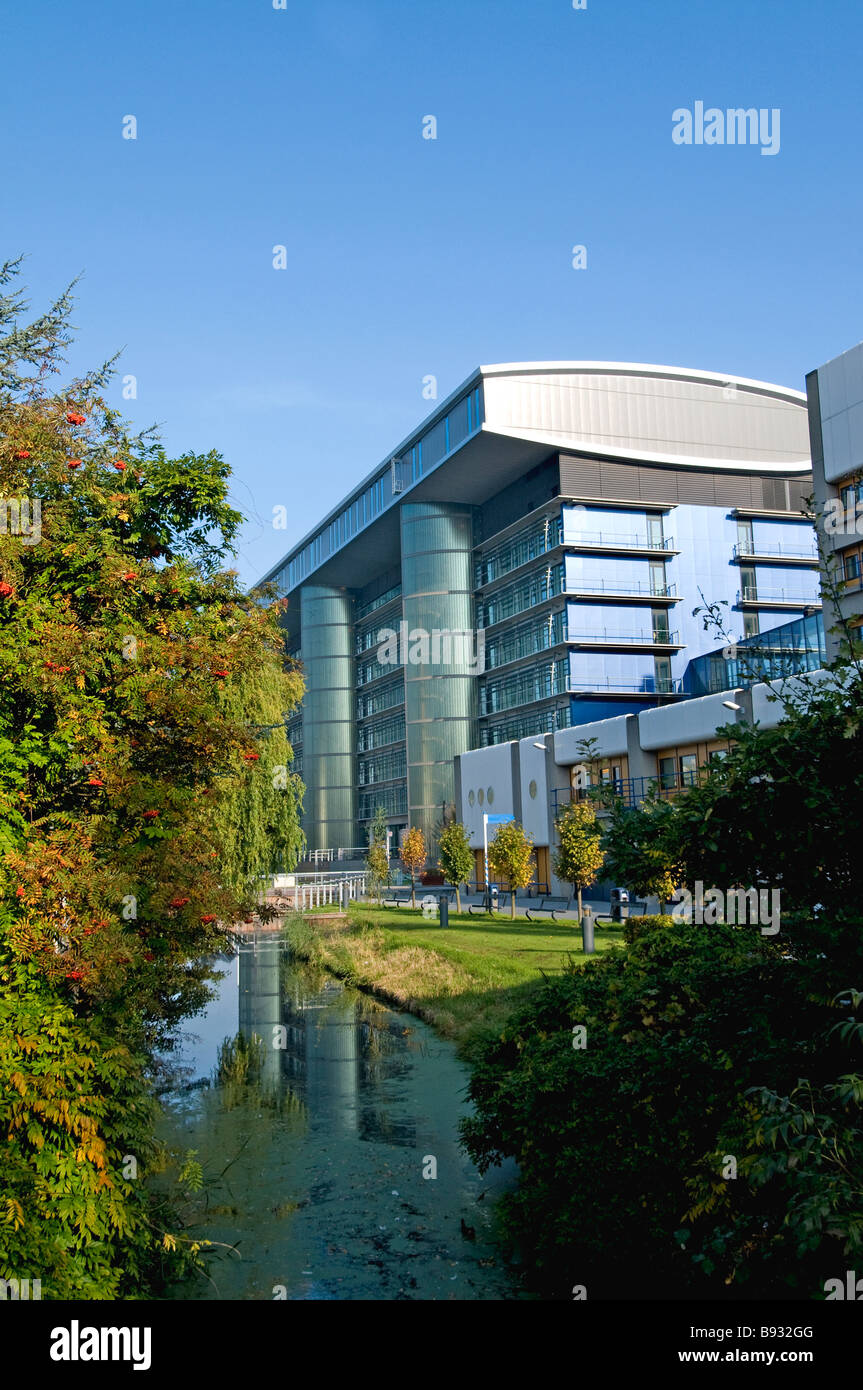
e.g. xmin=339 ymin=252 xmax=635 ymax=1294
xmin=737 ymin=588 xmax=822 ymax=607
xmin=563 ymin=531 xmax=676 ymax=553
xmin=551 ymin=768 xmax=706 ymax=812
xmin=567 ymin=628 xmax=681 ymax=648
xmin=565 ymin=676 xmax=681 ymax=695
xmin=733 ymin=541 xmax=818 ymax=561
xmin=564 ymin=579 xmax=679 ymax=601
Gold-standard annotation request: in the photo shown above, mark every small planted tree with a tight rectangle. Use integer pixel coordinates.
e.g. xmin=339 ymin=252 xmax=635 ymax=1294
xmin=366 ymin=840 xmax=389 ymax=903
xmin=487 ymin=820 xmax=534 ymax=919
xmin=437 ymin=821 xmax=474 ymax=913
xmin=553 ymin=799 xmax=605 ymax=919
xmin=399 ymin=826 xmax=426 ymax=908
xmin=367 ymin=806 xmax=390 ymax=902
xmin=601 ymin=796 xmax=682 ymax=908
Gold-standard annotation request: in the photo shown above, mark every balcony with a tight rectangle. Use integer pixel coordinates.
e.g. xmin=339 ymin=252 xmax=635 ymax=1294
xmin=551 ymin=767 xmax=706 ymax=812
xmin=737 ymin=588 xmax=822 ymax=609
xmin=567 ymin=628 xmax=682 ymax=652
xmin=563 ymin=530 xmax=678 ymax=558
xmin=564 ymin=579 xmax=680 ymax=604
xmin=565 ymin=676 xmax=683 ymax=697
xmin=732 ymin=542 xmax=819 ymax=565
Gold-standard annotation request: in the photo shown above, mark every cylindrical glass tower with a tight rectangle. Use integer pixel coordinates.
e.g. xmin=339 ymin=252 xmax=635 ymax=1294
xmin=399 ymin=502 xmax=476 ymax=852
xmin=299 ymin=584 xmax=357 ymax=852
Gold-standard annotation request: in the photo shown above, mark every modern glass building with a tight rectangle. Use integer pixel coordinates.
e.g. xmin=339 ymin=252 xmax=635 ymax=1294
xmin=685 ymin=610 xmax=826 ymax=696
xmin=806 ymin=341 xmax=863 ymax=658
xmin=261 ymin=362 xmax=817 ymax=853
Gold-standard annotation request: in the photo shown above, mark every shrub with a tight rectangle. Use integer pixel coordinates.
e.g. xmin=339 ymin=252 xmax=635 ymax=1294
xmin=622 ymin=913 xmax=675 ymax=945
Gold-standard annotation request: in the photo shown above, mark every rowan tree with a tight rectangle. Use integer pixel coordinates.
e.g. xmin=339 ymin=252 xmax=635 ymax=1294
xmin=0 ymin=259 xmax=304 ymax=1294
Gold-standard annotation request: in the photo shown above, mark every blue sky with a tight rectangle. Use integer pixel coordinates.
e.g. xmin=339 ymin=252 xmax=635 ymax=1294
xmin=4 ymin=0 xmax=862 ymax=586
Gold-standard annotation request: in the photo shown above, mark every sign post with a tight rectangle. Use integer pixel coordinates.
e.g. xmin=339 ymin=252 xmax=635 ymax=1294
xmin=483 ymin=813 xmax=515 ymax=903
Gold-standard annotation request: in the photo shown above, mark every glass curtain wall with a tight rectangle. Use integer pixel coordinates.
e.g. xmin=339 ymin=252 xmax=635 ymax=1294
xmin=299 ymin=584 xmax=357 ymax=852
xmin=400 ymin=502 xmax=475 ymax=851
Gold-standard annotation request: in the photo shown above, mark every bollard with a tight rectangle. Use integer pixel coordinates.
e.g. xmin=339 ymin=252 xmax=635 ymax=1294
xmin=439 ymin=896 xmax=449 ymax=930
xmin=581 ymin=907 xmax=595 ymax=955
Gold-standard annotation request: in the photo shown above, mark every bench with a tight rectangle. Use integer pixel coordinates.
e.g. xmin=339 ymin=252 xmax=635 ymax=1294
xmin=418 ymin=886 xmax=457 ymax=903
xmin=381 ymin=890 xmax=413 ymax=908
xmin=469 ymin=890 xmax=510 ymax=914
xmin=525 ymin=896 xmax=571 ymax=921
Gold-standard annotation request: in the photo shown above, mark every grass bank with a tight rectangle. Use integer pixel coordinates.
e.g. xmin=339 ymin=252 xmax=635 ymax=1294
xmin=282 ymin=903 xmax=624 ymax=1056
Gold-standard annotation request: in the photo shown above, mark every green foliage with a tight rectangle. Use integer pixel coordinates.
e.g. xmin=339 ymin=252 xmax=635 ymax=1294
xmin=553 ymin=799 xmax=605 ymax=915
xmin=437 ymin=821 xmax=474 ymax=913
xmin=487 ymin=820 xmax=534 ymax=918
xmin=462 ymin=659 xmax=863 ymax=1299
xmin=622 ymin=914 xmax=675 ymax=945
xmin=366 ymin=840 xmax=390 ymax=901
xmin=601 ymin=795 xmax=682 ymax=903
xmin=399 ymin=827 xmax=426 ymax=907
xmin=0 ymin=261 xmax=303 ymax=1296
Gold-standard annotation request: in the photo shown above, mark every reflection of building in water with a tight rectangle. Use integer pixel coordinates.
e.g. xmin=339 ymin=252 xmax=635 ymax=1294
xmin=236 ymin=938 xmax=418 ymax=1145
xmin=238 ymin=939 xmax=282 ymax=1091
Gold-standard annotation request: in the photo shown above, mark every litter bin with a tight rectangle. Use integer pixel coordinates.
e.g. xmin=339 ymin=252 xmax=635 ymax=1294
xmin=489 ymin=885 xmax=499 ymax=914
xmin=611 ymin=888 xmax=630 ymax=923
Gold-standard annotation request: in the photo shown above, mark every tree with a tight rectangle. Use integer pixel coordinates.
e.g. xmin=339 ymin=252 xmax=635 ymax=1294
xmin=366 ymin=841 xmax=390 ymax=903
xmin=553 ymin=799 xmax=605 ymax=918
xmin=601 ymin=795 xmax=682 ymax=906
xmin=487 ymin=820 xmax=534 ymax=918
xmin=0 ymin=261 xmax=304 ymax=1294
xmin=437 ymin=820 xmax=473 ymax=913
xmin=463 ymin=652 xmax=863 ymax=1298
xmin=399 ymin=826 xmax=426 ymax=908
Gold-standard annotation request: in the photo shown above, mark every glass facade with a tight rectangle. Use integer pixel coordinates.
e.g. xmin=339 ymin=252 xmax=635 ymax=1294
xmin=299 ymin=585 xmax=357 ymax=852
xmin=284 ymin=400 xmax=819 ymax=857
xmin=400 ymin=502 xmax=475 ymax=847
xmin=686 ymin=611 xmax=826 ymax=695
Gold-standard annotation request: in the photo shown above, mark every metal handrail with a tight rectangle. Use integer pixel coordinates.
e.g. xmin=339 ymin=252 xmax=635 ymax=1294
xmin=733 ymin=542 xmax=818 ymax=560
xmin=564 ymin=531 xmax=674 ymax=551
xmin=567 ymin=629 xmax=680 ymax=645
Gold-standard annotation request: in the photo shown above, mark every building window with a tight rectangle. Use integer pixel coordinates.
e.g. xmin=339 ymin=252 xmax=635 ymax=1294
xmin=649 ymin=561 xmax=667 ymax=596
xmin=743 ymin=612 xmax=760 ymax=638
xmin=845 ymin=552 xmax=861 ymax=582
xmin=659 ymin=756 xmax=676 ymax=790
xmin=680 ymin=753 xmax=698 ymax=786
xmin=654 ymin=656 xmax=672 ymax=692
xmin=740 ymin=566 xmax=757 ymax=601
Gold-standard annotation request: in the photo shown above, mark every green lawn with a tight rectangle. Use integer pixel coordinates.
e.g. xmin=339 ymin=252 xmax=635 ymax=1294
xmin=283 ymin=903 xmax=625 ymax=1055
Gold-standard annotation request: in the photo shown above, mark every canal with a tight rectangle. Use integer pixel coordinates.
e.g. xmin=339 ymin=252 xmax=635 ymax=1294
xmin=160 ymin=934 xmax=520 ymax=1301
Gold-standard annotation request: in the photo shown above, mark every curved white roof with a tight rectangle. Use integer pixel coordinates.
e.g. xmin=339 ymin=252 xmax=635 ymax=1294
xmin=477 ymin=361 xmax=810 ymax=474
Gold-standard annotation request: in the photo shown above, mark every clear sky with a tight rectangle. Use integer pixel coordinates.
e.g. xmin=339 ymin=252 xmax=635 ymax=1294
xmin=4 ymin=0 xmax=862 ymax=586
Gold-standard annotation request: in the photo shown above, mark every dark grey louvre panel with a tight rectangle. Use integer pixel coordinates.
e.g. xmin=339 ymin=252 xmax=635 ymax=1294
xmin=599 ymin=460 xmax=639 ymax=497
xmin=675 ymin=471 xmax=717 ymax=505
xmin=713 ymin=473 xmax=748 ymax=507
xmin=559 ymin=456 xmax=603 ymax=496
xmin=788 ymin=478 xmax=813 ymax=512
xmin=762 ymin=478 xmax=788 ymax=510
xmin=638 ymin=466 xmax=686 ymax=503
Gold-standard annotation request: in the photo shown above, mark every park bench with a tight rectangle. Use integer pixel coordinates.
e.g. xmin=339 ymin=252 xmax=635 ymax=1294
xmin=525 ymin=896 xmax=571 ymax=921
xmin=381 ymin=889 xmax=413 ymax=908
xmin=418 ymin=886 xmax=457 ymax=903
xmin=469 ymin=889 xmax=510 ymax=914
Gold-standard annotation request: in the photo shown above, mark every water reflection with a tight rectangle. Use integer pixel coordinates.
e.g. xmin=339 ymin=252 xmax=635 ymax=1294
xmin=162 ymin=934 xmax=519 ymax=1301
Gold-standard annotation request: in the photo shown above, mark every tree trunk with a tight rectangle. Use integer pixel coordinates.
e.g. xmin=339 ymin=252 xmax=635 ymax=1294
xmin=577 ymin=885 xmax=583 ymax=921
xmin=410 ymin=875 xmax=416 ymax=909
xmin=510 ymin=883 xmax=516 ymax=918
xmin=455 ymin=886 xmax=461 ymax=914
